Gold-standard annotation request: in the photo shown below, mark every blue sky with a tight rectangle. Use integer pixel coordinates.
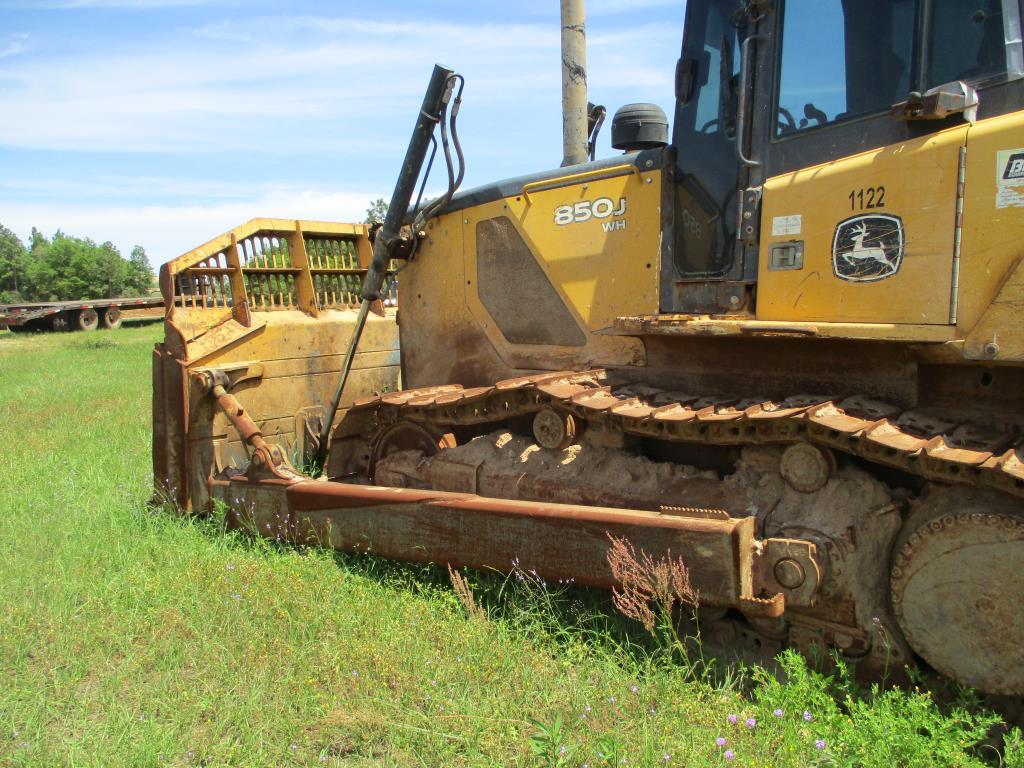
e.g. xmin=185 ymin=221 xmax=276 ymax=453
xmin=0 ymin=0 xmax=683 ymax=264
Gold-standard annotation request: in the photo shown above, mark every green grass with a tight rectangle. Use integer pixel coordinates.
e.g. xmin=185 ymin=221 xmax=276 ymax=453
xmin=0 ymin=325 xmax=1020 ymax=767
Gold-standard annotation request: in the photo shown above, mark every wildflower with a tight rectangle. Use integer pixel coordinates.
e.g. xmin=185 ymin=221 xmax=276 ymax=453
xmin=727 ymin=713 xmax=738 ymax=724
xmin=319 ymin=756 xmax=328 ymax=764
xmin=803 ymin=710 xmax=813 ymax=722
xmin=609 ymin=695 xmax=617 ymax=704
xmin=745 ymin=717 xmax=756 ymax=729
xmin=630 ymin=685 xmax=639 ymax=694
xmin=815 ymin=739 xmax=826 ymax=750
xmin=585 ymin=704 xmax=592 ymax=713
xmin=663 ymin=753 xmax=671 ymax=762
xmin=430 ymin=679 xmax=437 ymax=686
xmin=715 ymin=737 xmax=727 ymax=747
xmin=724 ymin=749 xmax=735 ymax=760
xmin=226 ymin=562 xmax=234 ymax=570
xmin=290 ymin=744 xmax=297 ymax=752
xmin=773 ymin=708 xmax=784 ymax=717
xmin=560 ymin=745 xmax=568 ymax=755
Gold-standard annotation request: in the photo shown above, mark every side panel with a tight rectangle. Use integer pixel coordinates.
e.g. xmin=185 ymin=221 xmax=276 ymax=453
xmin=757 ymin=126 xmax=968 ymax=324
xmin=400 ymin=166 xmax=662 ymax=387
xmin=957 ymin=111 xmax=1024 ymax=357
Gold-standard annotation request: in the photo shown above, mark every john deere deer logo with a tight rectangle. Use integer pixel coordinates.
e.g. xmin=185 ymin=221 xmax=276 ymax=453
xmin=832 ymin=214 xmax=904 ymax=282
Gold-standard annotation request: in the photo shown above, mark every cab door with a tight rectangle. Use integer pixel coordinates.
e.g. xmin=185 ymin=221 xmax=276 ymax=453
xmin=754 ymin=0 xmax=968 ymax=325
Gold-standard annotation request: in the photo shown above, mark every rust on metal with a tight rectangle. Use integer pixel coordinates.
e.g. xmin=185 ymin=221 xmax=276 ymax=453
xmin=216 ymin=476 xmax=804 ymax=613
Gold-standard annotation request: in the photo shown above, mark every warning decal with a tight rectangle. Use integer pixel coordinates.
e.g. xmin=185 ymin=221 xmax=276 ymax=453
xmin=996 ymin=148 xmax=1024 ymax=208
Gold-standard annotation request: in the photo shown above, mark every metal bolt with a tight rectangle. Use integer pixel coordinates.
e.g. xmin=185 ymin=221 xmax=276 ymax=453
xmin=774 ymin=558 xmax=806 ymax=589
xmin=834 ymin=632 xmax=855 ymax=650
xmin=743 ymin=211 xmax=752 ymax=220
xmin=645 ymin=177 xmax=653 ymax=184
xmin=729 ymin=295 xmax=741 ymax=307
xmin=984 ymin=341 xmax=999 ymax=357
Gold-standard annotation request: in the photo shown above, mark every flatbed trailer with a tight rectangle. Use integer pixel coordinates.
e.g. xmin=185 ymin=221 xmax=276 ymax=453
xmin=0 ymin=296 xmax=164 ymax=332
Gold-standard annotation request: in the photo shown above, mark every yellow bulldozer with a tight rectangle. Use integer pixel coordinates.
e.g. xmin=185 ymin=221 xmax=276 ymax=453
xmin=153 ymin=0 xmax=1024 ymax=701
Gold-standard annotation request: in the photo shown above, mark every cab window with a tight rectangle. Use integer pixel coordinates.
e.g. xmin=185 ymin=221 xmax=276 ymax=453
xmin=928 ymin=0 xmax=1021 ymax=86
xmin=775 ymin=0 xmax=915 ymax=136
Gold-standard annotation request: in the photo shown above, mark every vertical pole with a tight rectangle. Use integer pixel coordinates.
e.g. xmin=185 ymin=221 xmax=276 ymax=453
xmin=561 ymin=0 xmax=588 ymax=167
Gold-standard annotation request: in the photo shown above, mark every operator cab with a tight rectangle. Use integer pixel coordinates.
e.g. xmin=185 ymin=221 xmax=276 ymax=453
xmin=668 ymin=0 xmax=1024 ymax=315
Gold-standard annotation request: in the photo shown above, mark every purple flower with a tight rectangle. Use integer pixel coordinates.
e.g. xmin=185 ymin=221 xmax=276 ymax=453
xmin=715 ymin=737 xmax=726 ymax=747
xmin=630 ymin=685 xmax=639 ymax=694
xmin=803 ymin=710 xmax=813 ymax=722
xmin=584 ymin=704 xmax=591 ymax=713
xmin=815 ymin=739 xmax=826 ymax=750
xmin=727 ymin=713 xmax=738 ymax=724
xmin=745 ymin=717 xmax=756 ymax=729
xmin=773 ymin=708 xmax=784 ymax=717
xmin=724 ymin=749 xmax=735 ymax=761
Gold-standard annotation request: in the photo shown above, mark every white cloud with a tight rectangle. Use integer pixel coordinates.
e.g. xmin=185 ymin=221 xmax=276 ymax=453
xmin=0 ymin=10 xmax=681 ymax=261
xmin=2 ymin=186 xmax=381 ymax=262
xmin=0 ymin=15 xmax=675 ymax=154
xmin=0 ymin=0 xmax=214 ymax=8
xmin=0 ymin=32 xmax=29 ymax=58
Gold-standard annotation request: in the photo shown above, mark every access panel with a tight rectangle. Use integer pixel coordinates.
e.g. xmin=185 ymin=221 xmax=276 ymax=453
xmin=757 ymin=126 xmax=967 ymax=324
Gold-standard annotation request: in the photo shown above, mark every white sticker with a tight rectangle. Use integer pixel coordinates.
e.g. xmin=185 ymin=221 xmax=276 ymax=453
xmin=771 ymin=214 xmax=802 ymax=236
xmin=996 ymin=148 xmax=1024 ymax=208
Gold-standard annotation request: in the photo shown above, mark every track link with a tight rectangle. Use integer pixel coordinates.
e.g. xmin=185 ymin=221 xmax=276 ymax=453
xmin=349 ymin=369 xmax=1024 ymax=499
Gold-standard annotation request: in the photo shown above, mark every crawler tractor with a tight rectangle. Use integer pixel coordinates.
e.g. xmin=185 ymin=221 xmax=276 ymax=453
xmin=155 ymin=0 xmax=1024 ymax=700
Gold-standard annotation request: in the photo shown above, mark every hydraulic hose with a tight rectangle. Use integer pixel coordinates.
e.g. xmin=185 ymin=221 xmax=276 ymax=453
xmin=314 ymin=65 xmax=458 ymax=473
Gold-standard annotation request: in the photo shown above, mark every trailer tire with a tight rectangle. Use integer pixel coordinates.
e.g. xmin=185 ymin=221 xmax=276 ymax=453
xmin=7 ymin=325 xmax=27 ymax=333
xmin=101 ymin=307 xmax=123 ymax=330
xmin=75 ymin=308 xmax=99 ymax=332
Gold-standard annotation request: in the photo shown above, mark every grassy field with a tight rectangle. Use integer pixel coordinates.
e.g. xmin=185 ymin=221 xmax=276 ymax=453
xmin=0 ymin=325 xmax=1021 ymax=767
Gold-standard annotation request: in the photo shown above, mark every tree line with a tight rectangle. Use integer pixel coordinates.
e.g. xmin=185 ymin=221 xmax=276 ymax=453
xmin=0 ymin=223 xmax=154 ymax=305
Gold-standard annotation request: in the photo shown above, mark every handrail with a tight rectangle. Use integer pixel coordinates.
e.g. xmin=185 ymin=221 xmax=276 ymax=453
xmin=736 ymin=34 xmax=765 ymax=168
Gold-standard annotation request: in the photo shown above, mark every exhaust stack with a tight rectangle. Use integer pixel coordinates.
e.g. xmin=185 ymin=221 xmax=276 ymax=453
xmin=560 ymin=0 xmax=588 ymax=166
